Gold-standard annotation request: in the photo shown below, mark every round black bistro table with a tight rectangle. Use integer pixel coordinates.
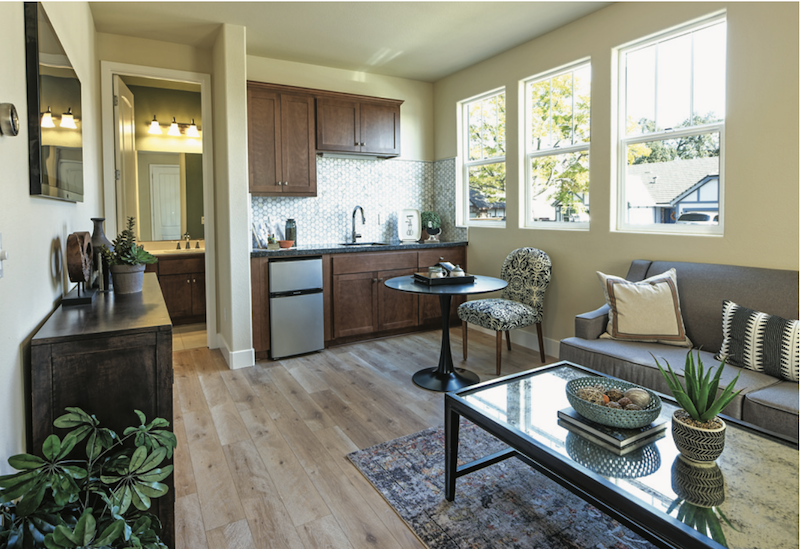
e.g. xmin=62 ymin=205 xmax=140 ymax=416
xmin=383 ymin=274 xmax=508 ymax=392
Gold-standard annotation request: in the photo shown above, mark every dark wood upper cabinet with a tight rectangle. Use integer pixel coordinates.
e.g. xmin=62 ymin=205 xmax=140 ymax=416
xmin=317 ymin=97 xmax=401 ymax=157
xmin=247 ymin=82 xmax=316 ymax=196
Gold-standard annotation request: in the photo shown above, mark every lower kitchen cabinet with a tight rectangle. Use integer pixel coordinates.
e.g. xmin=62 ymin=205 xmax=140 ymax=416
xmin=418 ymin=247 xmax=467 ymax=325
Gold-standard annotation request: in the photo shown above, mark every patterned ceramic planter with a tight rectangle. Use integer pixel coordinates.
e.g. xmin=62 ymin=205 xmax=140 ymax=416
xmin=671 ymin=456 xmax=725 ymax=507
xmin=671 ymin=410 xmax=726 ymax=464
xmin=110 ymin=264 xmax=145 ymax=294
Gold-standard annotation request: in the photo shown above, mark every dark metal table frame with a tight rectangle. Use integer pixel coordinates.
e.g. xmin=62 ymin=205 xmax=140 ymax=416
xmin=444 ymin=361 xmax=797 ymax=549
xmin=383 ymin=275 xmax=507 ymax=392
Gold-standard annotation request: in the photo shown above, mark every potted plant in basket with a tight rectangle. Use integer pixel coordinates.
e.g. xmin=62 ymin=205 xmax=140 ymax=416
xmin=654 ymin=350 xmax=742 ymax=464
xmin=420 ymin=211 xmax=441 ymax=242
xmin=0 ymin=407 xmax=176 ymax=549
xmin=101 ymin=217 xmax=157 ymax=294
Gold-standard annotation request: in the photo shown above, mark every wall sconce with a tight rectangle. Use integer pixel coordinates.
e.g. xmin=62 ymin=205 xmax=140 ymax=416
xmin=146 ymin=116 xmax=201 ymax=138
xmin=167 ymin=117 xmax=181 ymax=136
xmin=60 ymin=108 xmax=77 ymax=129
xmin=41 ymin=106 xmax=55 ymax=128
xmin=148 ymin=115 xmax=162 ymax=135
xmin=186 ymin=119 xmax=200 ymax=138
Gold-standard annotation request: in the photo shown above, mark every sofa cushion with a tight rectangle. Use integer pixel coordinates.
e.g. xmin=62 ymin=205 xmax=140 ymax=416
xmin=597 ymin=268 xmax=692 ymax=347
xmin=742 ymin=383 xmax=799 ymax=441
xmin=560 ymin=337 xmax=781 ymax=420
xmin=716 ymin=300 xmax=800 ymax=382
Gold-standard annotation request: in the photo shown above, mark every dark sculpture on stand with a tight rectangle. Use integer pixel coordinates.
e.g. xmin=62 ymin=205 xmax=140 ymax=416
xmin=91 ymin=217 xmax=113 ymax=291
xmin=63 ymin=231 xmax=95 ymax=306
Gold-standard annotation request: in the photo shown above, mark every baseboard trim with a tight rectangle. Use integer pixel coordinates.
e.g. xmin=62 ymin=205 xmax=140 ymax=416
xmin=216 ymin=333 xmax=255 ymax=370
xmin=467 ymin=324 xmax=558 ymax=359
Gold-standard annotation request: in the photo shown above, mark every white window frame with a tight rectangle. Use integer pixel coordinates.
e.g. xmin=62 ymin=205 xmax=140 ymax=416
xmin=458 ymin=87 xmax=506 ymax=228
xmin=523 ymin=60 xmax=591 ymax=230
xmin=616 ymin=14 xmax=726 ymax=235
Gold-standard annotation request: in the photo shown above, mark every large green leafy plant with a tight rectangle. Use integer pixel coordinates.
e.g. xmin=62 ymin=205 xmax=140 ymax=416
xmin=654 ymin=350 xmax=742 ymax=424
xmin=0 ymin=407 xmax=176 ymax=548
xmin=101 ymin=218 xmax=157 ymax=266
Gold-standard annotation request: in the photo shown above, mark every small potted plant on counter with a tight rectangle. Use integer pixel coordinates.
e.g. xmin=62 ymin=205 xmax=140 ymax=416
xmin=101 ymin=217 xmax=157 ymax=294
xmin=654 ymin=350 xmax=742 ymax=464
xmin=421 ymin=211 xmax=441 ymax=242
xmin=0 ymin=406 xmax=176 ymax=549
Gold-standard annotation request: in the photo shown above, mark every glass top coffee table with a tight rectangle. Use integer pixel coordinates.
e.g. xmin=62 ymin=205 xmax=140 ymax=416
xmin=444 ymin=361 xmax=799 ymax=549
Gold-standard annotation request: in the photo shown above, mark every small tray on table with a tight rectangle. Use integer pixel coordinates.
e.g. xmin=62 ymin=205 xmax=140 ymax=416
xmin=413 ymin=272 xmax=476 ymax=285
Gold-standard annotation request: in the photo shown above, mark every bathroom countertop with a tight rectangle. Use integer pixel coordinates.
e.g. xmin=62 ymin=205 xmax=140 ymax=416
xmin=251 ymin=240 xmax=467 ymax=258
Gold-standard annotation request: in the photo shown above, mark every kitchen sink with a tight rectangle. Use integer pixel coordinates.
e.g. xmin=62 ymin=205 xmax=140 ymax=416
xmin=340 ymin=242 xmax=390 ymax=246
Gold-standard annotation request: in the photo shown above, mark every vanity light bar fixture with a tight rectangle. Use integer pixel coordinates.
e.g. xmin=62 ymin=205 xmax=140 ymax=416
xmin=147 ymin=115 xmax=201 ymax=137
xmin=41 ymin=106 xmax=79 ymax=129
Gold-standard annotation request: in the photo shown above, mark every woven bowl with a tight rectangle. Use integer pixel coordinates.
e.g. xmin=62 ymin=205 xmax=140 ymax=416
xmin=566 ymin=377 xmax=662 ymax=429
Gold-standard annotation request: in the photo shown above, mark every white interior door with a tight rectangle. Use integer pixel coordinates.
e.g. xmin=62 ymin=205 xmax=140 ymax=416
xmin=113 ymin=76 xmax=138 ymax=235
xmin=150 ymin=165 xmax=181 ymax=240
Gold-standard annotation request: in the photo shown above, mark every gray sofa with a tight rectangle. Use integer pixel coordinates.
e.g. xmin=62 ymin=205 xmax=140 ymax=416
xmin=560 ymin=260 xmax=799 ymax=441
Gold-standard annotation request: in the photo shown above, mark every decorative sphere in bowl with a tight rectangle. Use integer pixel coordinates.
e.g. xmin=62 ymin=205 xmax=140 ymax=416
xmin=565 ymin=377 xmax=662 ymax=429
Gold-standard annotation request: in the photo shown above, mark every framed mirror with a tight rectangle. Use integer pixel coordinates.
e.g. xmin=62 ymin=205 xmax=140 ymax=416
xmin=24 ymin=2 xmax=84 ymax=202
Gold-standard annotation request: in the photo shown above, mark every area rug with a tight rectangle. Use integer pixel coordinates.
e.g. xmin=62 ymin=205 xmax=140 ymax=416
xmin=347 ymin=420 xmax=657 ymax=549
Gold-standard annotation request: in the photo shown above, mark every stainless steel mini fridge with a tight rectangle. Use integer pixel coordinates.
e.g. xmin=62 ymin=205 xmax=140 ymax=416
xmin=268 ymin=256 xmax=324 ymax=359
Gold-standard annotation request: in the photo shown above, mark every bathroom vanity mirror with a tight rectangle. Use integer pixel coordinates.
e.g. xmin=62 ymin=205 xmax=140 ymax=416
xmin=24 ymin=2 xmax=84 ymax=202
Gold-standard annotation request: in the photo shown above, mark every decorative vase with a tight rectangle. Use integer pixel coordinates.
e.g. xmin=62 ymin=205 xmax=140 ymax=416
xmin=671 ymin=410 xmax=726 ymax=464
xmin=110 ymin=264 xmax=146 ymax=294
xmin=425 ymin=226 xmax=441 ymax=242
xmin=91 ymin=217 xmax=113 ymax=291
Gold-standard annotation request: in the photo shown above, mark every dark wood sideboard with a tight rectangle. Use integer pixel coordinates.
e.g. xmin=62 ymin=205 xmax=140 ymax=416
xmin=30 ymin=274 xmax=174 ymax=547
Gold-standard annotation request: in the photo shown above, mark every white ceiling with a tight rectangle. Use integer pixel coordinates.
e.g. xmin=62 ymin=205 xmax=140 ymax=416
xmin=89 ymin=2 xmax=610 ymax=82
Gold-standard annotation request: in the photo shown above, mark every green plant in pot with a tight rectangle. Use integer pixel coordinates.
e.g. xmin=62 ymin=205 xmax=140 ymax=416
xmin=420 ymin=211 xmax=441 ymax=242
xmin=101 ymin=218 xmax=157 ymax=295
xmin=654 ymin=350 xmax=742 ymax=464
xmin=0 ymin=407 xmax=176 ymax=548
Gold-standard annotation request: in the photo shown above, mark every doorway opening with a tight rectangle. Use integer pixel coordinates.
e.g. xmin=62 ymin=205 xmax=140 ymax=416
xmin=101 ymin=61 xmax=216 ymax=349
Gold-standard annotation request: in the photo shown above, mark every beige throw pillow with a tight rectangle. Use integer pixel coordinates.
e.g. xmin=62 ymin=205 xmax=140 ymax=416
xmin=597 ymin=268 xmax=692 ymax=347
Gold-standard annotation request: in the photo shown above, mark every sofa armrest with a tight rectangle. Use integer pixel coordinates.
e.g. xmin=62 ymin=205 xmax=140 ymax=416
xmin=575 ymin=304 xmax=610 ymax=340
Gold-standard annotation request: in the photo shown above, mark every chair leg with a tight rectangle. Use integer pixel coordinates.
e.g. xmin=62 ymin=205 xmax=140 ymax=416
xmin=495 ymin=331 xmax=502 ymax=376
xmin=536 ymin=322 xmax=545 ymax=362
xmin=506 ymin=331 xmax=512 ymax=351
xmin=462 ymin=321 xmax=468 ymax=360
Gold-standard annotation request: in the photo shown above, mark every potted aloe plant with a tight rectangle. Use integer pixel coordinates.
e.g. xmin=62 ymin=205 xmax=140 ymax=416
xmin=101 ymin=217 xmax=157 ymax=294
xmin=0 ymin=407 xmax=176 ymax=548
xmin=654 ymin=350 xmax=742 ymax=464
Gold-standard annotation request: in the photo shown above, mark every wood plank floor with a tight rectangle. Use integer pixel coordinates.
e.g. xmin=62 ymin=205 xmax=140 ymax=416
xmin=172 ymin=328 xmax=558 ymax=549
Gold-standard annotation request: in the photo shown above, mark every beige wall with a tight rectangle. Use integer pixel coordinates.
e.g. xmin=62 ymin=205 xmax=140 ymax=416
xmin=433 ymin=2 xmax=799 ymax=353
xmin=246 ymin=56 xmax=434 ymax=162
xmin=0 ymin=2 xmax=102 ymax=472
xmin=96 ymin=32 xmax=213 ymax=75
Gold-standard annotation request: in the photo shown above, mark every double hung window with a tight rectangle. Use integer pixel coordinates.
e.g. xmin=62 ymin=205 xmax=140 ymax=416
xmin=460 ymin=89 xmax=506 ymax=226
xmin=618 ymin=16 xmax=726 ymax=232
xmin=524 ymin=62 xmax=591 ymax=227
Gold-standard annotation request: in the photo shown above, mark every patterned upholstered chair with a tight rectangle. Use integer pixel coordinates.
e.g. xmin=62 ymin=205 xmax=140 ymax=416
xmin=457 ymin=247 xmax=551 ymax=375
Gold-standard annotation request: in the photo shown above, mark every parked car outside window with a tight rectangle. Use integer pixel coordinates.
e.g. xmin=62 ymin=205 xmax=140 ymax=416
xmin=676 ymin=211 xmax=719 ymax=225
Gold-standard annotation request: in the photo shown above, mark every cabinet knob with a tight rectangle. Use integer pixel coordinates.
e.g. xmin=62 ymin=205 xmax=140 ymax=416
xmin=360 ymin=142 xmax=365 ymax=146
xmin=372 ymin=278 xmax=378 ymax=283
xmin=193 ymin=278 xmax=196 ymax=283
xmin=187 ymin=279 xmax=191 ymax=283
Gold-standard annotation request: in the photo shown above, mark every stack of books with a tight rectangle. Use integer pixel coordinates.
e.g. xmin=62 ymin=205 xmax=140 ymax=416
xmin=558 ymin=407 xmax=667 ymax=456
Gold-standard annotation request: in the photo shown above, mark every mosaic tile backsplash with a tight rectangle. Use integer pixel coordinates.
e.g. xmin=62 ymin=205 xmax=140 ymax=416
xmin=251 ymin=157 xmax=467 ymax=246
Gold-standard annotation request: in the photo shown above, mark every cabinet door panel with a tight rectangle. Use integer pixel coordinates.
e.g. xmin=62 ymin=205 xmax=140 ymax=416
xmin=191 ymin=273 xmax=206 ymax=316
xmin=419 ymin=247 xmax=467 ymax=325
xmin=281 ymin=94 xmax=316 ymax=195
xmin=317 ymin=98 xmax=359 ymax=152
xmin=378 ymin=268 xmax=418 ymax=331
xmin=251 ymin=258 xmax=270 ymax=353
xmin=247 ymin=85 xmax=282 ymax=193
xmin=360 ymin=102 xmax=400 ymax=156
xmin=159 ymin=274 xmax=193 ymax=319
xmin=333 ymin=272 xmax=377 ymax=338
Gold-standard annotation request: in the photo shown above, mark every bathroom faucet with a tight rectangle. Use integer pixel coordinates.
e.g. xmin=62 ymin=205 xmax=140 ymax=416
xmin=183 ymin=232 xmax=191 ymax=249
xmin=352 ymin=206 xmax=365 ymax=243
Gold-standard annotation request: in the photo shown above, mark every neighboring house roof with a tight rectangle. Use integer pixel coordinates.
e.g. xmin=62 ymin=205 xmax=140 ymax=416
xmin=469 ymin=188 xmax=506 ymax=210
xmin=626 ymin=157 xmax=719 ymax=207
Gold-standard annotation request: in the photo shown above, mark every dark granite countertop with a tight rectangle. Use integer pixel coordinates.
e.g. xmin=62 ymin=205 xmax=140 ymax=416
xmin=251 ymin=240 xmax=467 ymax=258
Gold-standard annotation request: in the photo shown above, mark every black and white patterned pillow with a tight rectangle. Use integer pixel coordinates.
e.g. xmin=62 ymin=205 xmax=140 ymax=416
xmin=715 ymin=300 xmax=800 ymax=382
